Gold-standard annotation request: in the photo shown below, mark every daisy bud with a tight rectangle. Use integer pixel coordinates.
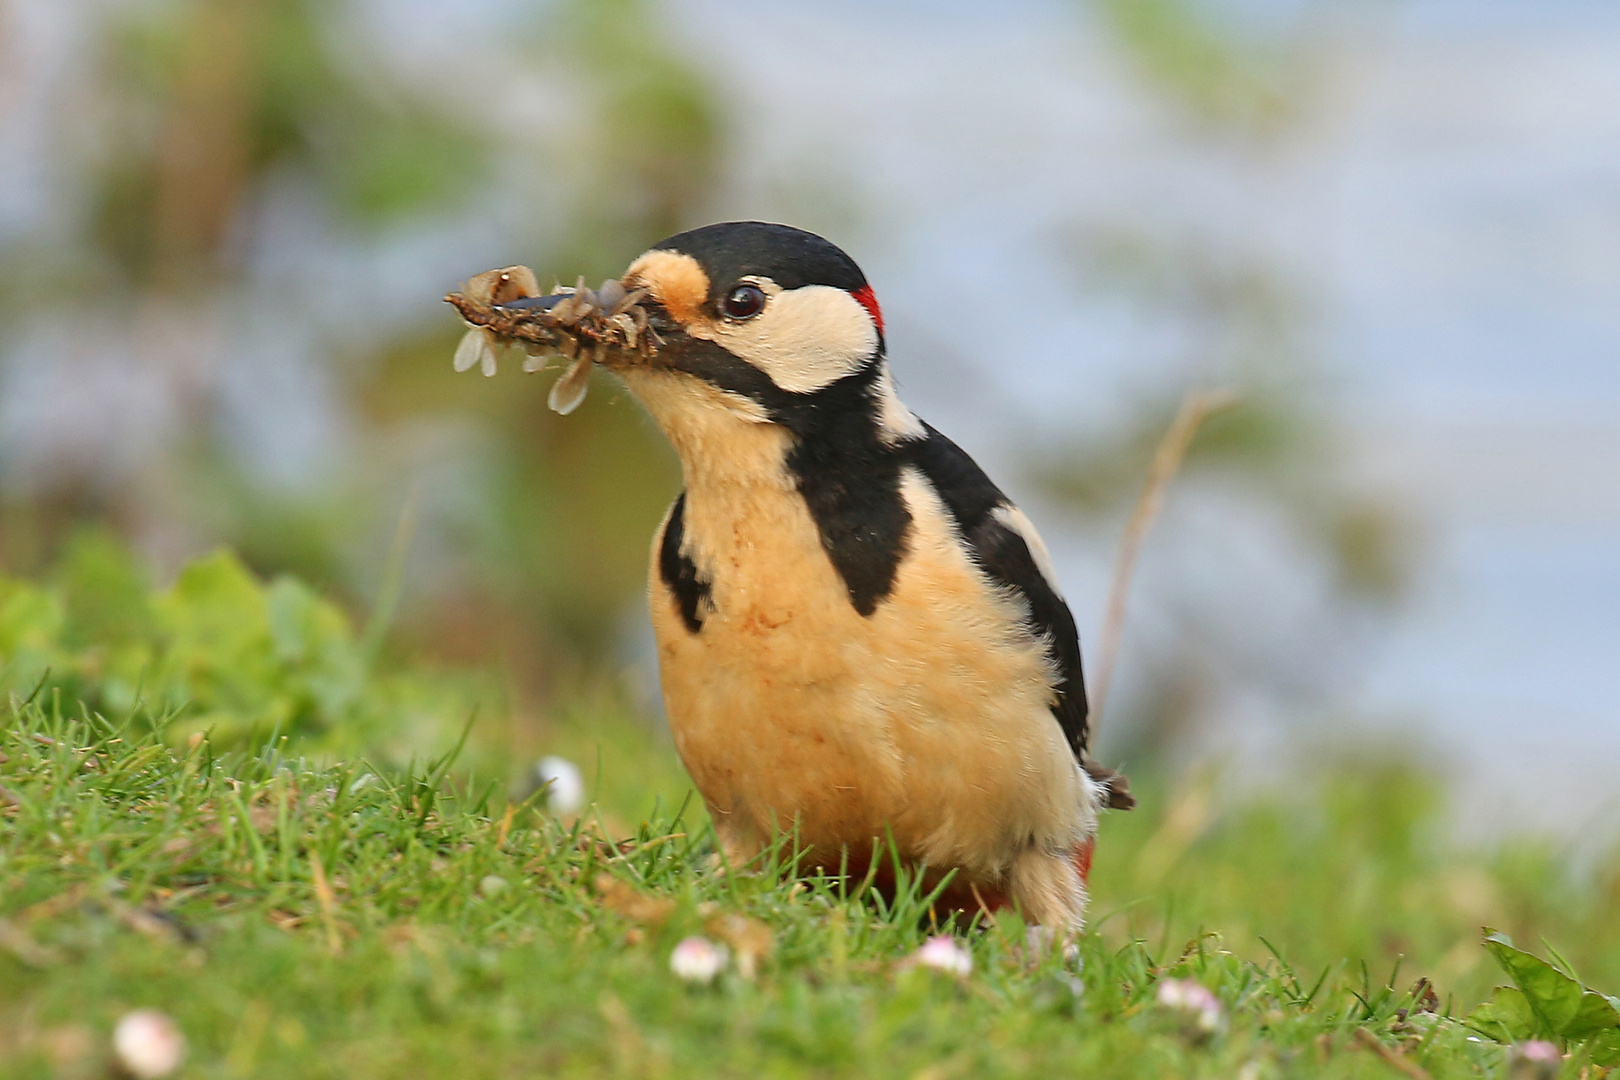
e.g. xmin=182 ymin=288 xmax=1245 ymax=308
xmin=907 ymin=935 xmax=974 ymax=977
xmin=1508 ymin=1041 xmax=1562 ymax=1080
xmin=112 ymin=1010 xmax=185 ymax=1079
xmin=535 ymin=756 xmax=585 ymax=814
xmin=1157 ymin=978 xmax=1224 ymax=1033
xmin=669 ymin=936 xmax=729 ymax=984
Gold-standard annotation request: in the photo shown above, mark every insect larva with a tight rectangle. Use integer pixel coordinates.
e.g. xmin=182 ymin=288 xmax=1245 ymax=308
xmin=445 ymin=263 xmax=662 ymax=413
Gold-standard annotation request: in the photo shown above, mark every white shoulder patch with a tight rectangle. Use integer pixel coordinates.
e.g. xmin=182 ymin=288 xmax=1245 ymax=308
xmin=992 ymin=503 xmax=1065 ymax=599
xmin=871 ymin=366 xmax=925 ymax=444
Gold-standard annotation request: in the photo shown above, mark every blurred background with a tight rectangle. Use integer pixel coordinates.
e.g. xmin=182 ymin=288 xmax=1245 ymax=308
xmin=0 ymin=0 xmax=1615 ymax=846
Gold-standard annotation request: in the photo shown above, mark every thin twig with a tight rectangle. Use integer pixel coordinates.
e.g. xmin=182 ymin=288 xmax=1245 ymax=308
xmin=1090 ymin=389 xmax=1239 ymax=726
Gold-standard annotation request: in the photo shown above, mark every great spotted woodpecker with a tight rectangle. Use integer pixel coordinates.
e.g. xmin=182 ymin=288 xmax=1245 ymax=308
xmin=452 ymin=221 xmax=1133 ymax=928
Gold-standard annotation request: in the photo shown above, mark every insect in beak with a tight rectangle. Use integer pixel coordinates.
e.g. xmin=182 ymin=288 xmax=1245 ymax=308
xmin=445 ymin=268 xmax=657 ymax=415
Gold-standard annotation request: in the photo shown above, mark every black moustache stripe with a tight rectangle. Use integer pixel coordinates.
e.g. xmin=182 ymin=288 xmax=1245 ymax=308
xmin=659 ymin=336 xmax=909 ymax=617
xmin=657 ymin=336 xmax=881 ymax=436
xmin=659 ymin=337 xmax=791 ymax=413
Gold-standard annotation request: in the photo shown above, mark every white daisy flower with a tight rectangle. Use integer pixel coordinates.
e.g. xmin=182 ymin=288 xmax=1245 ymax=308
xmin=906 ymin=935 xmax=974 ymax=977
xmin=1157 ymin=978 xmax=1224 ymax=1033
xmin=670 ymin=936 xmax=729 ymax=984
xmin=113 ymin=1010 xmax=186 ymax=1079
xmin=535 ymin=756 xmax=585 ymax=814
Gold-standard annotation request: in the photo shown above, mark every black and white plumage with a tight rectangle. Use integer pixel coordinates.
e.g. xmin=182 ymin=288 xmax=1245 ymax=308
xmin=570 ymin=222 xmax=1128 ymax=927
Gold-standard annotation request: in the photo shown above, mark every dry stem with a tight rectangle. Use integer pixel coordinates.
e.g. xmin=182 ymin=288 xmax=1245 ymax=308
xmin=1089 ymin=389 xmax=1239 ymax=727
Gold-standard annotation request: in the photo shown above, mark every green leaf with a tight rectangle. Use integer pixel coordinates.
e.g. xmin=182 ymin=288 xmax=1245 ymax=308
xmin=1481 ymin=930 xmax=1620 ymax=1061
xmin=55 ymin=528 xmax=153 ymax=648
xmin=1565 ymin=990 xmax=1620 ymax=1041
xmin=1468 ymin=985 xmax=1537 ymax=1043
xmin=1591 ymin=1027 xmax=1620 ymax=1068
xmin=1483 ymin=929 xmax=1586 ymax=1036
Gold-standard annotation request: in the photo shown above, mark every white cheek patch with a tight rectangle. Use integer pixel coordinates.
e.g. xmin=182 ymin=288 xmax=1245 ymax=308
xmin=702 ymin=284 xmax=879 ymax=393
xmin=992 ymin=504 xmax=1065 ymax=599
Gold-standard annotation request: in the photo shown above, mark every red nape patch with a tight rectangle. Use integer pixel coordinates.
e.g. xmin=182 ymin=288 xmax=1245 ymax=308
xmin=851 ymin=284 xmax=883 ymax=334
xmin=1074 ymin=837 xmax=1095 ymax=884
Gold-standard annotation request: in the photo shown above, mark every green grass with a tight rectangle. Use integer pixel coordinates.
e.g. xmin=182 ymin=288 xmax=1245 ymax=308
xmin=1 ymin=547 xmax=1617 ymax=1077
xmin=1 ymin=698 xmax=1617 ymax=1079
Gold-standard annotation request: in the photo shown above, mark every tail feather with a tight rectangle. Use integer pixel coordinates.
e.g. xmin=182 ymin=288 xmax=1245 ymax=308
xmin=1084 ymin=760 xmax=1136 ymax=810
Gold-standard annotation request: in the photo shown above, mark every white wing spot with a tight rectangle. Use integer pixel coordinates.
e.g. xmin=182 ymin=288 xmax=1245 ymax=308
xmin=992 ymin=504 xmax=1064 ymax=599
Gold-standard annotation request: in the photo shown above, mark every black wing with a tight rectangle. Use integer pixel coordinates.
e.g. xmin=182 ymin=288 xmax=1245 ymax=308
xmin=907 ymin=426 xmax=1135 ymax=809
xmin=906 ymin=425 xmax=1090 ymax=757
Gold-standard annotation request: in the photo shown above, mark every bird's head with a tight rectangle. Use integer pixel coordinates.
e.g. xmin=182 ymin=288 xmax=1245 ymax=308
xmin=620 ymin=221 xmax=884 ymax=390
xmin=608 ymin=221 xmax=917 ymax=448
xmin=453 ymin=222 xmax=920 ymax=458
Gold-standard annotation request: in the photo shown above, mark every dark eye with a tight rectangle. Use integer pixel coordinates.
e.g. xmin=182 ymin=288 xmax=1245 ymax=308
xmin=721 ymin=284 xmax=767 ymax=320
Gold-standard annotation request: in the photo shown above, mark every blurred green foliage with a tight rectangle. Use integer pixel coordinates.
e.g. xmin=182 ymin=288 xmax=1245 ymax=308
xmin=0 ymin=532 xmax=492 ymax=763
xmin=359 ymin=331 xmax=681 ymax=673
xmin=0 ymin=0 xmax=718 ymax=715
xmin=1092 ymin=0 xmax=1293 ymax=127
xmin=91 ymin=0 xmax=488 ymax=289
